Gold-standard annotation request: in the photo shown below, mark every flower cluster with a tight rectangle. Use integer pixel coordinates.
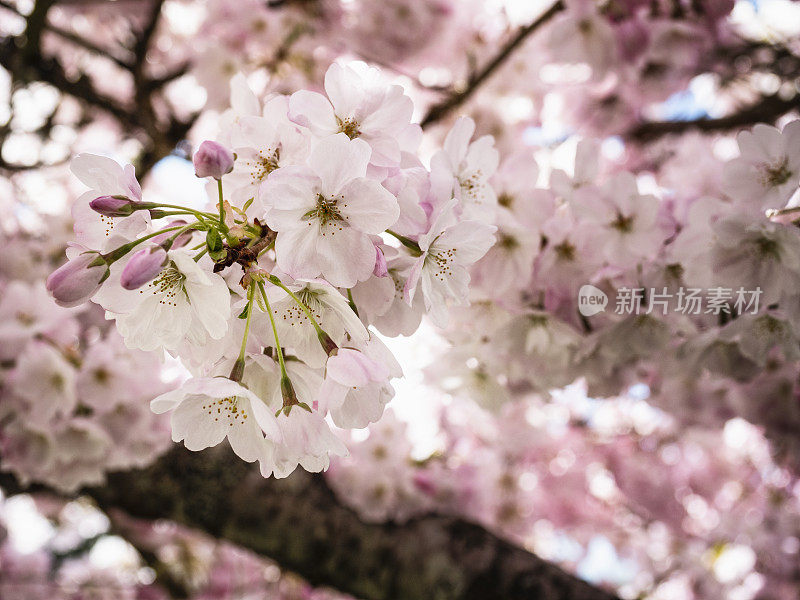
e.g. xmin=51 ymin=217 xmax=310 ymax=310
xmin=0 ymin=223 xmax=171 ymax=493
xmin=434 ymin=119 xmax=800 ymax=477
xmin=47 ymin=61 xmax=497 ymax=479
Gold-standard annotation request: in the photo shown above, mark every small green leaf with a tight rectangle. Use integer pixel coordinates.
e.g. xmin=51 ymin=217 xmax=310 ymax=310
xmin=206 ymin=229 xmax=226 ymax=261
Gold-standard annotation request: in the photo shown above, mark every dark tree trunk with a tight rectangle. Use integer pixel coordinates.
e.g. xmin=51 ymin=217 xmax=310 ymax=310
xmin=3 ymin=446 xmax=618 ymax=600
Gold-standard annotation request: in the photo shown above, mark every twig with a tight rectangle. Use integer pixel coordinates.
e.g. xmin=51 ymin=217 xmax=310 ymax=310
xmin=420 ymin=0 xmax=565 ymax=129
xmin=627 ymin=92 xmax=800 ymax=142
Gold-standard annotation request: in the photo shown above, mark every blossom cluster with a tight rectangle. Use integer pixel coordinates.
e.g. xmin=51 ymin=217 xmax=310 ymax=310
xmin=435 ymin=119 xmax=800 ymax=475
xmin=0 ymin=222 xmax=171 ymax=493
xmin=46 ymin=61 xmax=498 ymax=478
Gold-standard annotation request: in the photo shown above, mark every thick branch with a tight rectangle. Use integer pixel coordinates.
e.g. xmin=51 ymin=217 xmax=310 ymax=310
xmin=0 ymin=0 xmax=134 ymax=69
xmin=3 ymin=446 xmax=618 ymax=600
xmin=627 ymin=92 xmax=800 ymax=141
xmin=132 ymin=0 xmax=165 ymax=71
xmin=420 ymin=0 xmax=565 ymax=129
xmin=20 ymin=0 xmax=56 ymax=60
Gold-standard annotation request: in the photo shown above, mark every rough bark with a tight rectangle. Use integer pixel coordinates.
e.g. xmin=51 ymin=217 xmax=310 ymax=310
xmin=3 ymin=445 xmax=619 ymax=600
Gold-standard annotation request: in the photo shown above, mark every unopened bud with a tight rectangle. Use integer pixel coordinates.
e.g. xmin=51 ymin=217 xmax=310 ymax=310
xmin=90 ymin=195 xmax=137 ymax=217
xmin=317 ymin=329 xmax=339 ymax=356
xmin=149 ymin=220 xmax=194 ymax=249
xmin=120 ymin=246 xmax=168 ymax=290
xmin=373 ymin=245 xmax=388 ymax=277
xmin=46 ymin=252 xmax=109 ymax=307
xmin=228 ymin=358 xmax=246 ymax=383
xmin=193 ymin=141 xmax=234 ymax=180
xmin=280 ymin=375 xmax=298 ymax=409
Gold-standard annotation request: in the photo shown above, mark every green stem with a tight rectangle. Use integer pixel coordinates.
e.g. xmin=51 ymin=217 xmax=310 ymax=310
xmin=385 ymin=229 xmax=422 ymax=254
xmin=258 ymin=281 xmax=302 ymax=412
xmin=217 ymin=179 xmax=229 ymax=234
xmin=161 ymin=222 xmax=203 ymax=251
xmin=258 ymin=281 xmax=288 ymax=379
xmin=228 ymin=282 xmax=256 ymax=382
xmin=346 ymin=288 xmax=359 ymax=318
xmin=239 ymin=283 xmax=256 ymax=362
xmin=193 ymin=248 xmax=208 ymax=262
xmin=145 ymin=202 xmax=217 ymax=221
xmin=267 ymin=276 xmax=324 ymax=336
xmin=148 ymin=210 xmax=203 ymax=218
xmin=102 ymin=225 xmax=184 ymax=263
xmin=267 ymin=275 xmax=338 ymax=356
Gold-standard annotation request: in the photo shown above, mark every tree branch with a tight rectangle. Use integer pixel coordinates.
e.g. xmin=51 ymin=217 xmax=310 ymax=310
xmin=627 ymin=92 xmax=800 ymax=142
xmin=2 ymin=446 xmax=619 ymax=600
xmin=420 ymin=0 xmax=565 ymax=129
xmin=0 ymin=0 xmax=134 ymax=69
xmin=20 ymin=0 xmax=56 ymax=61
xmin=0 ymin=0 xmax=195 ymax=177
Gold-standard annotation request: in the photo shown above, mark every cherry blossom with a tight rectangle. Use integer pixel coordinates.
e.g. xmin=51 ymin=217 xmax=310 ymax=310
xmin=7 ymin=4 xmax=800 ymax=598
xmin=264 ymin=134 xmax=400 ymax=287
xmin=404 ymin=201 xmax=496 ymax=326
xmin=723 ymin=121 xmax=800 ymax=211
xmin=288 ymin=61 xmax=416 ymax=167
xmin=150 ymin=376 xmax=280 ymax=465
xmin=111 ymin=251 xmax=231 ymax=353
xmin=430 ymin=117 xmax=500 ymax=221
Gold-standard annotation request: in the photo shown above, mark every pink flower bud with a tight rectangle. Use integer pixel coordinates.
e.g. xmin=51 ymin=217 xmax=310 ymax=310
xmin=120 ymin=246 xmax=168 ymax=290
xmin=46 ymin=252 xmax=109 ymax=307
xmin=193 ymin=141 xmax=234 ymax=179
xmin=89 ymin=195 xmax=137 ymax=217
xmin=413 ymin=472 xmax=437 ymax=496
xmin=150 ymin=220 xmax=193 ymax=249
xmin=373 ymin=245 xmax=388 ymax=277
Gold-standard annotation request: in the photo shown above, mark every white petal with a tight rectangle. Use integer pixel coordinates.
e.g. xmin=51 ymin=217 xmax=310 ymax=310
xmin=309 ymin=134 xmax=371 ymax=195
xmin=171 ymin=396 xmax=228 ymax=451
xmin=288 ymin=90 xmax=338 ymax=137
xmin=340 ymin=178 xmax=399 ymax=234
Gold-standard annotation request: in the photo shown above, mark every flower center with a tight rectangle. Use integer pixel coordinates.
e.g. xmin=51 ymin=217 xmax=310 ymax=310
xmin=459 ymin=172 xmax=485 ymax=204
xmin=15 ymin=311 xmax=35 ymax=326
xmin=304 ymin=194 xmax=345 ymax=228
xmin=203 ymin=396 xmax=249 ymax=426
xmin=248 ymin=147 xmax=281 ymax=183
xmin=498 ymin=233 xmax=519 ymax=250
xmin=50 ymin=372 xmax=65 ymax=391
xmin=337 ymin=117 xmax=361 ymax=140
xmin=611 ymin=212 xmax=634 ymax=233
xmin=554 ymin=240 xmax=576 ymax=261
xmin=427 ymin=246 xmax=456 ymax=281
xmin=760 ymin=157 xmax=792 ymax=187
xmin=275 ymin=289 xmax=325 ymax=329
xmin=141 ymin=263 xmax=186 ymax=306
xmin=498 ymin=193 xmax=514 ymax=208
xmin=754 ymin=235 xmax=780 ymax=259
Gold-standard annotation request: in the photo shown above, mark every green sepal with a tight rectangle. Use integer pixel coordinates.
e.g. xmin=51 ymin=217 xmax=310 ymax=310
xmin=206 ymin=228 xmax=227 ymax=261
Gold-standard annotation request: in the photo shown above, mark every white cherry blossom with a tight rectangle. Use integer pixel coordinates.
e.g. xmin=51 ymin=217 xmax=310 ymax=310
xmin=263 ymin=134 xmax=399 ymax=287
